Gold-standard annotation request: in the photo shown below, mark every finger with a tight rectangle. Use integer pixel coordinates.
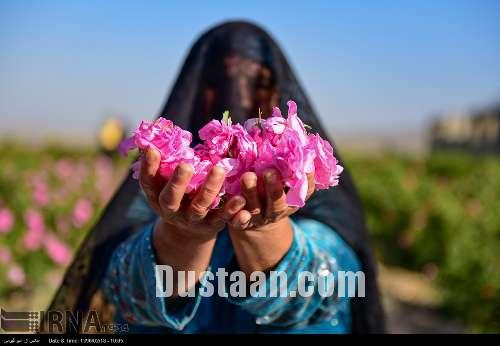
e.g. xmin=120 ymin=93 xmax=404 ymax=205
xmin=229 ymin=210 xmax=252 ymax=231
xmin=206 ymin=195 xmax=246 ymax=228
xmin=286 ymin=206 xmax=299 ymax=217
xmin=222 ymin=195 xmax=246 ymax=222
xmin=158 ymin=163 xmax=193 ymax=215
xmin=240 ymin=172 xmax=261 ymax=215
xmin=263 ymin=169 xmax=288 ymax=221
xmin=306 ymin=172 xmax=315 ymax=200
xmin=187 ymin=166 xmax=225 ymax=222
xmin=139 ymin=148 xmax=162 ymax=213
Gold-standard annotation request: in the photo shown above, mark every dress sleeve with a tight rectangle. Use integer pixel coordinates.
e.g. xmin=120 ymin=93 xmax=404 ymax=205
xmin=101 ymin=222 xmax=202 ymax=331
xmin=226 ymin=218 xmax=362 ymax=333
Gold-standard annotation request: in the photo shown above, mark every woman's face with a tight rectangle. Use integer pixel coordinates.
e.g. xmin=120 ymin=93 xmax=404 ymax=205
xmin=202 ymin=54 xmax=279 ymax=122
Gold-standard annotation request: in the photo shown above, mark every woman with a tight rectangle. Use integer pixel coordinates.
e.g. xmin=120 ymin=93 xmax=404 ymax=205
xmin=46 ymin=21 xmax=385 ymax=334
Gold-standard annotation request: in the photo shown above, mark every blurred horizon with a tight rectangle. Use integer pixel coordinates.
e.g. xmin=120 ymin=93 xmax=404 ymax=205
xmin=1 ymin=0 xmax=500 ymax=147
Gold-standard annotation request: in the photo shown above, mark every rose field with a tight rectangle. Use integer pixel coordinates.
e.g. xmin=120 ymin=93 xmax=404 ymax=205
xmin=0 ymin=142 xmax=499 ymax=332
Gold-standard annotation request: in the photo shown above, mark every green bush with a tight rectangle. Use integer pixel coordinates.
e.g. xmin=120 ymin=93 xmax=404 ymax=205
xmin=346 ymin=151 xmax=500 ymax=332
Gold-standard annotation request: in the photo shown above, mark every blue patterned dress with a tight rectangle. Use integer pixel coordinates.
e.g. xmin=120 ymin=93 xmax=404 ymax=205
xmin=102 ymin=217 xmax=361 ymax=334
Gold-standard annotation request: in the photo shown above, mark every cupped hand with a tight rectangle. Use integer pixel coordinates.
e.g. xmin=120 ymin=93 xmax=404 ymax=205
xmin=139 ymin=148 xmax=246 ymax=241
xmin=228 ymin=168 xmax=315 ymax=232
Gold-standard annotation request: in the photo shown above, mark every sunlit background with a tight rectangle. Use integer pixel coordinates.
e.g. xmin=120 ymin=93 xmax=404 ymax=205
xmin=1 ymin=0 xmax=499 ymax=333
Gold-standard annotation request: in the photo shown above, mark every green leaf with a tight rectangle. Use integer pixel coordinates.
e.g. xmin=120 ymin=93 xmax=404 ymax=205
xmin=222 ymin=110 xmax=231 ymax=125
xmin=257 ymin=108 xmax=263 ymax=129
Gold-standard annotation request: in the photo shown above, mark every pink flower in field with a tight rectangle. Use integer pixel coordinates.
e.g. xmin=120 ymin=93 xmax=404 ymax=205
xmin=33 ymin=180 xmax=49 ymax=206
xmin=55 ymin=159 xmax=73 ymax=181
xmin=23 ymin=209 xmax=45 ymax=250
xmin=95 ymin=155 xmax=113 ymax=183
xmin=0 ymin=246 xmax=12 ymax=264
xmin=24 ymin=231 xmax=44 ymax=250
xmin=25 ymin=209 xmax=45 ymax=231
xmin=72 ymin=198 xmax=93 ymax=228
xmin=70 ymin=163 xmax=89 ymax=190
xmin=95 ymin=156 xmax=115 ymax=202
xmin=8 ymin=264 xmax=26 ymax=287
xmin=44 ymin=234 xmax=71 ymax=266
xmin=0 ymin=207 xmax=14 ymax=234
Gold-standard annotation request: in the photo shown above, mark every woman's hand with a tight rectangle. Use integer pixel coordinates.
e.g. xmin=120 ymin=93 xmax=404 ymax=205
xmin=140 ymin=148 xmax=246 ymax=242
xmin=227 ymin=168 xmax=315 ymax=275
xmin=229 ymin=169 xmax=315 ymax=232
xmin=139 ymin=148 xmax=246 ymax=294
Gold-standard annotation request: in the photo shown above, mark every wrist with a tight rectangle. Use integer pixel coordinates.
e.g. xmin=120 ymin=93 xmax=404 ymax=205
xmin=153 ymin=218 xmax=217 ymax=253
xmin=152 ymin=218 xmax=217 ymax=267
xmin=229 ymin=217 xmax=292 ymax=238
xmin=228 ymin=217 xmax=294 ymax=275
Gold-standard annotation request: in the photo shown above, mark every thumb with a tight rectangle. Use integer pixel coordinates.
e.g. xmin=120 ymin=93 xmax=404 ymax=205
xmin=139 ymin=148 xmax=162 ymax=214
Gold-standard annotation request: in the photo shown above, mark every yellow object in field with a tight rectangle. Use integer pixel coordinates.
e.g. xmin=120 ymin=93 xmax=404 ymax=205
xmin=99 ymin=118 xmax=124 ymax=152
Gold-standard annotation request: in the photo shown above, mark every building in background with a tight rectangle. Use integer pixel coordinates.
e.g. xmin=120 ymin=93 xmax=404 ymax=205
xmin=430 ymin=104 xmax=500 ymax=154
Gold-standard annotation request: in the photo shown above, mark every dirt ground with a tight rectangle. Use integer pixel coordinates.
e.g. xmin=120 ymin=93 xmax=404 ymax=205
xmin=379 ymin=265 xmax=466 ymax=333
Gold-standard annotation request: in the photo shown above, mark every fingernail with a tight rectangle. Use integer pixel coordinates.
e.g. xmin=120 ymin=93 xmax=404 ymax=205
xmin=146 ymin=148 xmax=156 ymax=163
xmin=244 ymin=173 xmax=257 ymax=186
xmin=213 ymin=165 xmax=225 ymax=176
xmin=234 ymin=196 xmax=246 ymax=208
xmin=265 ymin=170 xmax=277 ymax=183
xmin=241 ymin=214 xmax=251 ymax=225
xmin=176 ymin=163 xmax=192 ymax=177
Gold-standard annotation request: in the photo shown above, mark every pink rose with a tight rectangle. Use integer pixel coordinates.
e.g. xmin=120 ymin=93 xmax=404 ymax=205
xmin=198 ymin=119 xmax=233 ymax=162
xmin=23 ymin=209 xmax=45 ymax=250
xmin=187 ymin=158 xmax=213 ymax=193
xmin=123 ymin=100 xmax=342 ymax=209
xmin=0 ymin=246 xmax=12 ymax=264
xmin=221 ymin=124 xmax=258 ymax=196
xmin=255 ymin=128 xmax=309 ymax=207
xmin=44 ymin=234 xmax=72 ymax=266
xmin=244 ymin=102 xmax=314 ymax=207
xmin=72 ymin=198 xmax=93 ymax=228
xmin=33 ymin=180 xmax=49 ymax=206
xmin=121 ymin=118 xmax=197 ymax=182
xmin=55 ymin=159 xmax=73 ymax=181
xmin=8 ymin=264 xmax=26 ymax=287
xmin=307 ymin=134 xmax=343 ymax=189
xmin=0 ymin=207 xmax=14 ymax=234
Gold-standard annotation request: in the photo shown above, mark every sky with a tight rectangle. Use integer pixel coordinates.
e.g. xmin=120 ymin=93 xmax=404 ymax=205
xmin=1 ymin=0 xmax=500 ymax=143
